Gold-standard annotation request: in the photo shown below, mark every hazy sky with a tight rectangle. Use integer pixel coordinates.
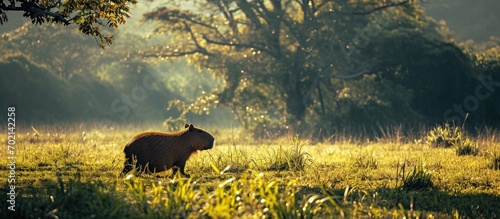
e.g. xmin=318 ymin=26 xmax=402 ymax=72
xmin=1 ymin=1 xmax=498 ymax=42
xmin=0 ymin=12 xmax=29 ymax=33
xmin=424 ymin=0 xmax=500 ymax=42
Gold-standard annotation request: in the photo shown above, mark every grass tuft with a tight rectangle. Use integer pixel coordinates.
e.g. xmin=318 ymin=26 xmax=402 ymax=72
xmin=456 ymin=139 xmax=480 ymax=156
xmin=267 ymin=136 xmax=312 ymax=171
xmin=487 ymin=151 xmax=500 ymax=170
xmin=352 ymin=150 xmax=378 ymax=169
xmin=401 ymin=162 xmax=434 ymax=190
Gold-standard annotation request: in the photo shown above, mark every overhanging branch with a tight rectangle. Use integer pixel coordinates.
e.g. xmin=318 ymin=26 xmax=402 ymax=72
xmin=0 ymin=2 xmax=70 ymax=25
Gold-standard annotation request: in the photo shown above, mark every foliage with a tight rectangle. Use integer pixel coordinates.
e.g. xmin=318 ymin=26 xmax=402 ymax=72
xmin=2 ymin=0 xmax=499 ymax=134
xmin=0 ymin=54 xmax=182 ymax=123
xmin=425 ymin=124 xmax=481 ymax=156
xmin=0 ymin=55 xmax=107 ymax=121
xmin=0 ymin=24 xmax=216 ymax=123
xmin=0 ymin=0 xmax=137 ymax=47
xmin=141 ymin=0 xmax=431 ymax=134
xmin=1 ymin=23 xmax=141 ymax=79
xmin=424 ymin=124 xmax=483 ymax=157
xmin=315 ymin=74 xmax=420 ymax=130
xmin=1 ymin=0 xmax=499 ymax=135
xmin=139 ymin=0 xmax=500 ymax=135
xmin=367 ymin=28 xmax=476 ymax=121
xmin=425 ymin=123 xmax=463 ymax=148
xmin=471 ymin=45 xmax=500 ymax=126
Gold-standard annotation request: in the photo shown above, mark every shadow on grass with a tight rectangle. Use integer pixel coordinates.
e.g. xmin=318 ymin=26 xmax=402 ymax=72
xmin=375 ymin=188 xmax=499 ymax=218
xmin=297 ymin=186 xmax=500 ymax=218
xmin=0 ymin=177 xmax=131 ymax=219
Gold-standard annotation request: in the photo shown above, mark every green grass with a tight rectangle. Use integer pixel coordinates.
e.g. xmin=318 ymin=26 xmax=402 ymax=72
xmin=1 ymin=124 xmax=500 ymax=218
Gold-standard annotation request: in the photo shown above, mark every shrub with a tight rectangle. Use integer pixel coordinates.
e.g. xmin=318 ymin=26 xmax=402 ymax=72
xmin=426 ymin=124 xmax=480 ymax=156
xmin=425 ymin=124 xmax=462 ymax=148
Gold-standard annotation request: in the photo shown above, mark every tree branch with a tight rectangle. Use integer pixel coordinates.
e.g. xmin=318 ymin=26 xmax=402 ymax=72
xmin=139 ymin=47 xmax=209 ymax=58
xmin=0 ymin=3 xmax=70 ymax=25
xmin=211 ymin=0 xmax=238 ymax=35
xmin=144 ymin=7 xmax=226 ymax=39
xmin=183 ymin=22 xmax=212 ymax=56
xmin=235 ymin=0 xmax=262 ymax=29
xmin=341 ymin=0 xmax=411 ymax=16
xmin=320 ymin=68 xmax=371 ymax=80
xmin=202 ymin=34 xmax=277 ymax=58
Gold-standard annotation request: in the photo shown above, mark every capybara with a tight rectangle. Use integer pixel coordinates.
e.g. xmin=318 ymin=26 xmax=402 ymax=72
xmin=120 ymin=124 xmax=215 ymax=177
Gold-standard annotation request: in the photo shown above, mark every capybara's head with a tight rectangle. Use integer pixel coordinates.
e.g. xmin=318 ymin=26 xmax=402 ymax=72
xmin=184 ymin=124 xmax=215 ymax=150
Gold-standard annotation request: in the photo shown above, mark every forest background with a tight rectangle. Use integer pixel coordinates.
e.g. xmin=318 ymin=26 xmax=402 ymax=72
xmin=1 ymin=0 xmax=499 ymax=138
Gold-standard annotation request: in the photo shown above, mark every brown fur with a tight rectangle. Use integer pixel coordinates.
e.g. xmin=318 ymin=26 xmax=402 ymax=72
xmin=120 ymin=124 xmax=215 ymax=177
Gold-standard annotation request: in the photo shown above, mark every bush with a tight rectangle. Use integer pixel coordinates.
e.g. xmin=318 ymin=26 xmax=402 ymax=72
xmin=425 ymin=124 xmax=481 ymax=157
xmin=425 ymin=124 xmax=462 ymax=148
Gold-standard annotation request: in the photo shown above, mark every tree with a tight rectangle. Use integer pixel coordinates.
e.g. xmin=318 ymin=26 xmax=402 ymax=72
xmin=0 ymin=0 xmax=137 ymax=47
xmin=368 ymin=28 xmax=475 ymax=121
xmin=470 ymin=45 xmax=500 ymax=126
xmin=141 ymin=0 xmax=412 ymax=133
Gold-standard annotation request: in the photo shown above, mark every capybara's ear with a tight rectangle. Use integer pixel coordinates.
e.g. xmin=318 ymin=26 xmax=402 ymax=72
xmin=189 ymin=124 xmax=194 ymax=131
xmin=185 ymin=124 xmax=189 ymax=129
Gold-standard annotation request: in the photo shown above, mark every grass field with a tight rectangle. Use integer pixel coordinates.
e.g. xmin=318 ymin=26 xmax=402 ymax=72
xmin=1 ymin=124 xmax=499 ymax=218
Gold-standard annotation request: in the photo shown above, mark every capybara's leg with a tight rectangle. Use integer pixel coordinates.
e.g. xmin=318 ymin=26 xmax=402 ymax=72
xmin=170 ymin=167 xmax=189 ymax=178
xmin=120 ymin=158 xmax=133 ymax=176
xmin=177 ymin=161 xmax=190 ymax=178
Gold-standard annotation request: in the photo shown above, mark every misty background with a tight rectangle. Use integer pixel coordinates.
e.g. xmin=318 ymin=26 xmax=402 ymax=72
xmin=1 ymin=0 xmax=499 ymax=137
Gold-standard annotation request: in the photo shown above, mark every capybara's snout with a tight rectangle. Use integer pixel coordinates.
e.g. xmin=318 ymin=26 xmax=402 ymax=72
xmin=205 ymin=137 xmax=215 ymax=150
